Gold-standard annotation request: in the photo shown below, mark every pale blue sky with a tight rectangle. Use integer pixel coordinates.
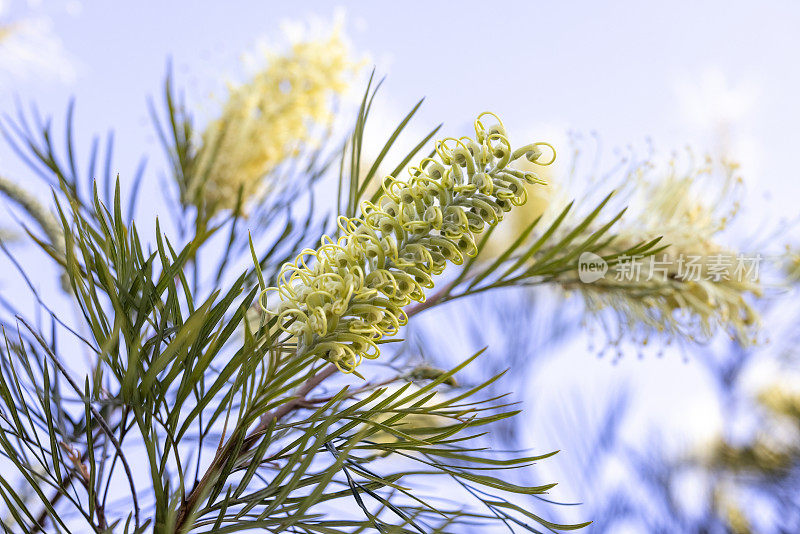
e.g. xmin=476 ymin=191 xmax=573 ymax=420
xmin=2 ymin=1 xmax=799 ymax=529
xmin=3 ymin=0 xmax=800 ymax=214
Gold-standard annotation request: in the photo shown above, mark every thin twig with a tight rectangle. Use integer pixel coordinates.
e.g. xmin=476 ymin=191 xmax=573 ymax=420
xmin=60 ymin=441 xmax=107 ymax=532
xmin=31 ymin=428 xmax=103 ymax=534
xmin=301 ymin=374 xmax=401 ymax=406
xmin=173 ymin=286 xmax=445 ymax=531
xmin=19 ymin=318 xmax=141 ymax=532
xmin=405 ymin=281 xmax=456 ymax=317
xmin=174 ymin=363 xmax=338 ymax=531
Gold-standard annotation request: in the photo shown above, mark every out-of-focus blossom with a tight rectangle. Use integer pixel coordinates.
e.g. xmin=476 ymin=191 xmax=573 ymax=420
xmin=0 ymin=22 xmax=13 ymax=43
xmin=783 ymin=248 xmax=800 ymax=284
xmin=758 ymin=383 xmax=800 ymax=421
xmin=190 ymin=24 xmax=358 ymax=215
xmin=504 ymin=140 xmax=762 ymax=346
xmin=694 ymin=381 xmax=800 ymax=533
xmin=711 ymin=487 xmax=751 ymax=534
xmin=0 ymin=1 xmax=15 ymax=43
xmin=704 ymin=437 xmax=793 ymax=476
xmin=585 ymin=158 xmax=760 ymax=346
xmin=674 ymin=69 xmax=761 ymax=179
xmin=0 ymin=2 xmax=76 ymax=85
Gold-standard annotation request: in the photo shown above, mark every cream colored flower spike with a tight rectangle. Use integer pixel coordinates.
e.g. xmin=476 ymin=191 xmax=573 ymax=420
xmin=193 ymin=28 xmax=357 ymax=214
xmin=262 ymin=113 xmax=555 ymax=373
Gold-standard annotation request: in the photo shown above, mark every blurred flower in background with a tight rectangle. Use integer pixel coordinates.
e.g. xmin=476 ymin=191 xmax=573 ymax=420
xmin=784 ymin=248 xmax=800 ymax=284
xmin=189 ymin=19 xmax=359 ymax=215
xmin=481 ymin=137 xmax=762 ymax=350
xmin=571 ymin=154 xmax=761 ymax=347
xmin=0 ymin=0 xmax=76 ymax=87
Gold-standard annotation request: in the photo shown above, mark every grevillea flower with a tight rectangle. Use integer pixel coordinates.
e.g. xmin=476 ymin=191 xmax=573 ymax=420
xmin=191 ymin=25 xmax=357 ymax=214
xmin=262 ymin=113 xmax=554 ymax=372
xmin=514 ymin=141 xmax=761 ymax=346
xmin=582 ymin=157 xmax=761 ymax=346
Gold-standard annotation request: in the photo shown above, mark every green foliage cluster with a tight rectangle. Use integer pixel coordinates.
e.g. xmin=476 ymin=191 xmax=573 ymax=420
xmin=0 ymin=69 xmax=666 ymax=533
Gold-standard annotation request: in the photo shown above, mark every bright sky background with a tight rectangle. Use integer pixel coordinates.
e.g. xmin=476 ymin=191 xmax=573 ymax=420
xmin=3 ymin=1 xmax=799 ymax=205
xmin=2 ymin=0 xmax=800 ymax=528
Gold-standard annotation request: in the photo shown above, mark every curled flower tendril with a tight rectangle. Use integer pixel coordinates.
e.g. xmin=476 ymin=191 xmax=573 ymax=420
xmin=261 ymin=113 xmax=555 ymax=373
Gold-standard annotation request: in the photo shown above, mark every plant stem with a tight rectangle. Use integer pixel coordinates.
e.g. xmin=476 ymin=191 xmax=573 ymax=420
xmin=405 ymin=280 xmax=456 ymax=317
xmin=173 ymin=286 xmax=438 ymax=531
xmin=173 ymin=363 xmax=338 ymax=531
xmin=20 ymin=319 xmax=141 ymax=532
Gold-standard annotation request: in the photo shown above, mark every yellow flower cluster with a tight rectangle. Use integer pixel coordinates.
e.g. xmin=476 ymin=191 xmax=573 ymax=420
xmin=264 ymin=113 xmax=553 ymax=372
xmin=532 ymin=149 xmax=760 ymax=346
xmin=0 ymin=24 xmax=13 ymax=43
xmin=598 ymin=159 xmax=760 ymax=345
xmin=192 ymin=27 xmax=356 ymax=214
